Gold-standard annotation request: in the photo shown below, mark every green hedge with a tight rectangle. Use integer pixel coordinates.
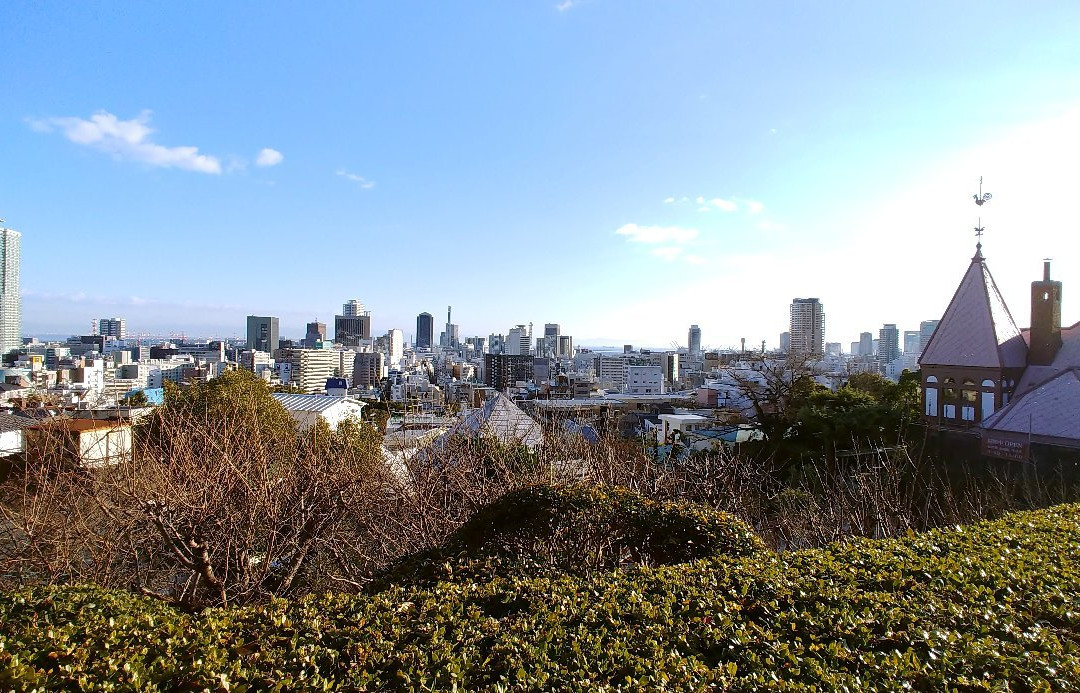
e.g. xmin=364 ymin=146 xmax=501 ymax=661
xmin=376 ymin=484 xmax=765 ymax=588
xmin=1 ymin=498 xmax=1078 ymax=690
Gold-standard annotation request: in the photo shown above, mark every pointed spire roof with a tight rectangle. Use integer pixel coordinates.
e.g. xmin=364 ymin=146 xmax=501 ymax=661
xmin=919 ymin=247 xmax=1027 ymax=369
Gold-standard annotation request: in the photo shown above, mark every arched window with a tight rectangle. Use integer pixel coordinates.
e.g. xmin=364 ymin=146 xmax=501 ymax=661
xmin=924 ymin=375 xmax=939 ymax=416
xmin=961 ymin=379 xmax=977 ymax=421
xmin=942 ymin=378 xmax=957 ymax=419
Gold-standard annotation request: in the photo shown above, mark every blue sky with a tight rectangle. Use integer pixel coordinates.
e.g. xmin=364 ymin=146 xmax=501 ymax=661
xmin=3 ymin=2 xmax=1080 ymax=348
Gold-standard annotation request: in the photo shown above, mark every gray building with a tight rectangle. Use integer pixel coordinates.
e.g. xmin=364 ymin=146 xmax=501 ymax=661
xmin=688 ymin=324 xmax=702 ymax=356
xmin=416 ymin=312 xmax=434 ymax=349
xmin=0 ymin=227 xmax=20 ymax=355
xmin=919 ymin=320 xmax=940 ymax=353
xmin=98 ymin=317 xmax=126 ymax=339
xmin=859 ymin=331 xmax=874 ymax=357
xmin=790 ymin=298 xmax=824 ymax=357
xmin=878 ymin=324 xmax=900 ymax=366
xmin=246 ymin=315 xmax=280 ymax=353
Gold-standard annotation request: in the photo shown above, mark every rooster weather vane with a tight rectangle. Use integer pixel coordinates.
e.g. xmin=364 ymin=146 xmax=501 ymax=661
xmin=973 ymin=176 xmax=992 ymax=206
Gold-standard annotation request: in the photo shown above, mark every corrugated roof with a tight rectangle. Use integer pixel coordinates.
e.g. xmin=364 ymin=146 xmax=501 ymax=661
xmin=919 ymin=250 xmax=1027 ymax=369
xmin=271 ymin=393 xmax=364 ymax=413
xmin=982 ymin=369 xmax=1080 ymax=441
xmin=457 ymin=393 xmax=543 ymax=448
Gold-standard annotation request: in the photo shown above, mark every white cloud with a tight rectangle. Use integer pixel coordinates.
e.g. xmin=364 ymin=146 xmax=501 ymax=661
xmin=743 ymin=199 xmax=765 ymax=214
xmin=615 ymin=223 xmax=698 ymax=244
xmin=663 ymin=196 xmax=675 ymax=204
xmin=707 ymin=197 xmax=738 ymax=212
xmin=335 ymin=168 xmax=375 ymax=189
xmin=556 ymin=0 xmax=574 ymax=11
xmin=255 ymin=148 xmax=283 ymax=167
xmin=28 ymin=110 xmax=222 ymax=174
xmin=651 ymin=246 xmax=684 ymax=261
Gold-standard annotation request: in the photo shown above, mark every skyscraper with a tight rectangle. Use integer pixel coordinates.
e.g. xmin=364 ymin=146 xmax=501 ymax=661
xmin=98 ymin=317 xmax=126 ymax=339
xmin=303 ymin=321 xmax=326 ymax=347
xmin=878 ymin=324 xmax=900 ymax=365
xmin=859 ymin=331 xmax=874 ymax=357
xmin=688 ymin=324 xmax=702 ymax=355
xmin=919 ymin=320 xmax=940 ymax=353
xmin=416 ymin=312 xmax=434 ymax=349
xmin=903 ymin=330 xmax=921 ymax=355
xmin=789 ymin=298 xmax=824 ymax=357
xmin=246 ymin=315 xmax=280 ymax=353
xmin=0 ymin=226 xmax=20 ymax=355
xmin=334 ymin=299 xmax=371 ymax=347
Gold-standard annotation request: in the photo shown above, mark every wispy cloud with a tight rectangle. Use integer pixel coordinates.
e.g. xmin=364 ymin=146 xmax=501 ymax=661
xmin=335 ymin=168 xmax=375 ymax=189
xmin=668 ymin=194 xmax=763 ymax=214
xmin=615 ymin=223 xmax=698 ymax=244
xmin=255 ymin=148 xmax=283 ymax=167
xmin=27 ymin=110 xmax=222 ymax=174
xmin=556 ymin=0 xmax=575 ymax=11
xmin=651 ymin=246 xmax=684 ymax=261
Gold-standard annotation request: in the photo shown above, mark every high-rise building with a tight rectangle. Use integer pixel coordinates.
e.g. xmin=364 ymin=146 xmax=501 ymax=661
xmin=441 ymin=306 xmax=460 ymax=348
xmin=342 ymin=299 xmax=364 ymax=317
xmin=387 ymin=328 xmax=404 ymax=365
xmin=0 ymin=226 xmax=20 ymax=354
xmin=919 ymin=320 xmax=940 ymax=353
xmin=303 ymin=321 xmax=326 ymax=348
xmin=780 ymin=331 xmax=791 ymax=352
xmin=246 ymin=315 xmax=280 ymax=353
xmin=789 ymin=298 xmax=825 ymax=357
xmin=558 ymin=335 xmax=573 ymax=358
xmin=859 ymin=332 xmax=874 ymax=356
xmin=98 ymin=317 xmax=126 ymax=340
xmin=903 ymin=330 xmax=921 ymax=355
xmin=334 ymin=300 xmax=371 ymax=347
xmin=416 ymin=312 xmax=434 ymax=349
xmin=878 ymin=324 xmax=901 ymax=366
xmin=541 ymin=323 xmax=560 ymax=358
xmin=506 ymin=324 xmax=531 ymax=356
xmin=688 ymin=325 xmax=702 ymax=355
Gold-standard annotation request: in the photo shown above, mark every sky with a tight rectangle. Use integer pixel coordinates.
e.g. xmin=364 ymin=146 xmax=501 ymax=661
xmin=2 ymin=2 xmax=1080 ymax=349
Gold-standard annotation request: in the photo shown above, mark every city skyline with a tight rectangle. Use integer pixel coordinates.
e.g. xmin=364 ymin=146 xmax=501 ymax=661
xmin=3 ymin=3 xmax=1080 ymax=345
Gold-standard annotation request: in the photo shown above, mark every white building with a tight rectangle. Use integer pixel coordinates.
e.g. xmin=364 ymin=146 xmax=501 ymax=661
xmin=0 ymin=227 xmax=20 ymax=354
xmin=627 ymin=364 xmax=665 ymax=395
xmin=271 ymin=393 xmax=366 ymax=431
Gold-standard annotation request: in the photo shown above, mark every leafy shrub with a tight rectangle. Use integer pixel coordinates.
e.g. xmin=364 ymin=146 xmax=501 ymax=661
xmin=2 ymin=502 xmax=1078 ymax=690
xmin=376 ymin=484 xmax=765 ymax=587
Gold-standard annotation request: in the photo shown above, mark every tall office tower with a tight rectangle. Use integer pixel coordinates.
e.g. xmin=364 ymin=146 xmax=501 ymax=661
xmin=303 ymin=321 xmax=326 ymax=347
xmin=334 ymin=299 xmax=371 ymax=347
xmin=416 ymin=312 xmax=434 ymax=349
xmin=342 ymin=299 xmax=364 ymax=317
xmin=688 ymin=324 xmax=702 ymax=355
xmin=0 ymin=226 xmax=20 ymax=355
xmin=441 ymin=305 xmax=461 ymax=348
xmin=98 ymin=317 xmax=127 ymax=340
xmin=918 ymin=320 xmax=940 ymax=353
xmin=558 ymin=335 xmax=573 ymax=358
xmin=387 ymin=329 xmax=404 ymax=365
xmin=780 ymin=331 xmax=791 ymax=352
xmin=903 ymin=330 xmax=921 ymax=355
xmin=246 ymin=315 xmax=280 ymax=353
xmin=506 ymin=324 xmax=531 ymax=356
xmin=542 ymin=323 xmax=560 ymax=357
xmin=789 ymin=298 xmax=825 ymax=357
xmin=859 ymin=331 xmax=874 ymax=356
xmin=878 ymin=324 xmax=901 ymax=364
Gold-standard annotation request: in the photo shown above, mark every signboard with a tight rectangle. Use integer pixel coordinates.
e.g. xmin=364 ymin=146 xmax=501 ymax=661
xmin=982 ymin=435 xmax=1028 ymax=462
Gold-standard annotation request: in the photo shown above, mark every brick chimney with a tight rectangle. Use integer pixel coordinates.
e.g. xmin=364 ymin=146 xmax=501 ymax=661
xmin=1028 ymin=260 xmax=1062 ymax=366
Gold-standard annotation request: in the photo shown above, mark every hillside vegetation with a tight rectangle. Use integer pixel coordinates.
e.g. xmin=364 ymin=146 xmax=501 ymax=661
xmin=2 ymin=488 xmax=1078 ymax=690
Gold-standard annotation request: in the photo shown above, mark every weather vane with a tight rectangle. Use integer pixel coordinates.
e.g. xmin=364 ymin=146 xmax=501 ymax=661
xmin=973 ymin=176 xmax=992 ymax=206
xmin=974 ymin=218 xmax=984 ymax=251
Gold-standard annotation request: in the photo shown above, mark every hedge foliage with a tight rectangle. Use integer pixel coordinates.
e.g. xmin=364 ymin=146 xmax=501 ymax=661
xmin=376 ymin=484 xmax=766 ymax=588
xmin=1 ymin=492 xmax=1078 ymax=690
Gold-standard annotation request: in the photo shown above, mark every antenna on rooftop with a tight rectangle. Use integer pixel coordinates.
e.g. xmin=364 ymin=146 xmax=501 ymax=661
xmin=973 ymin=176 xmax=992 ymax=206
